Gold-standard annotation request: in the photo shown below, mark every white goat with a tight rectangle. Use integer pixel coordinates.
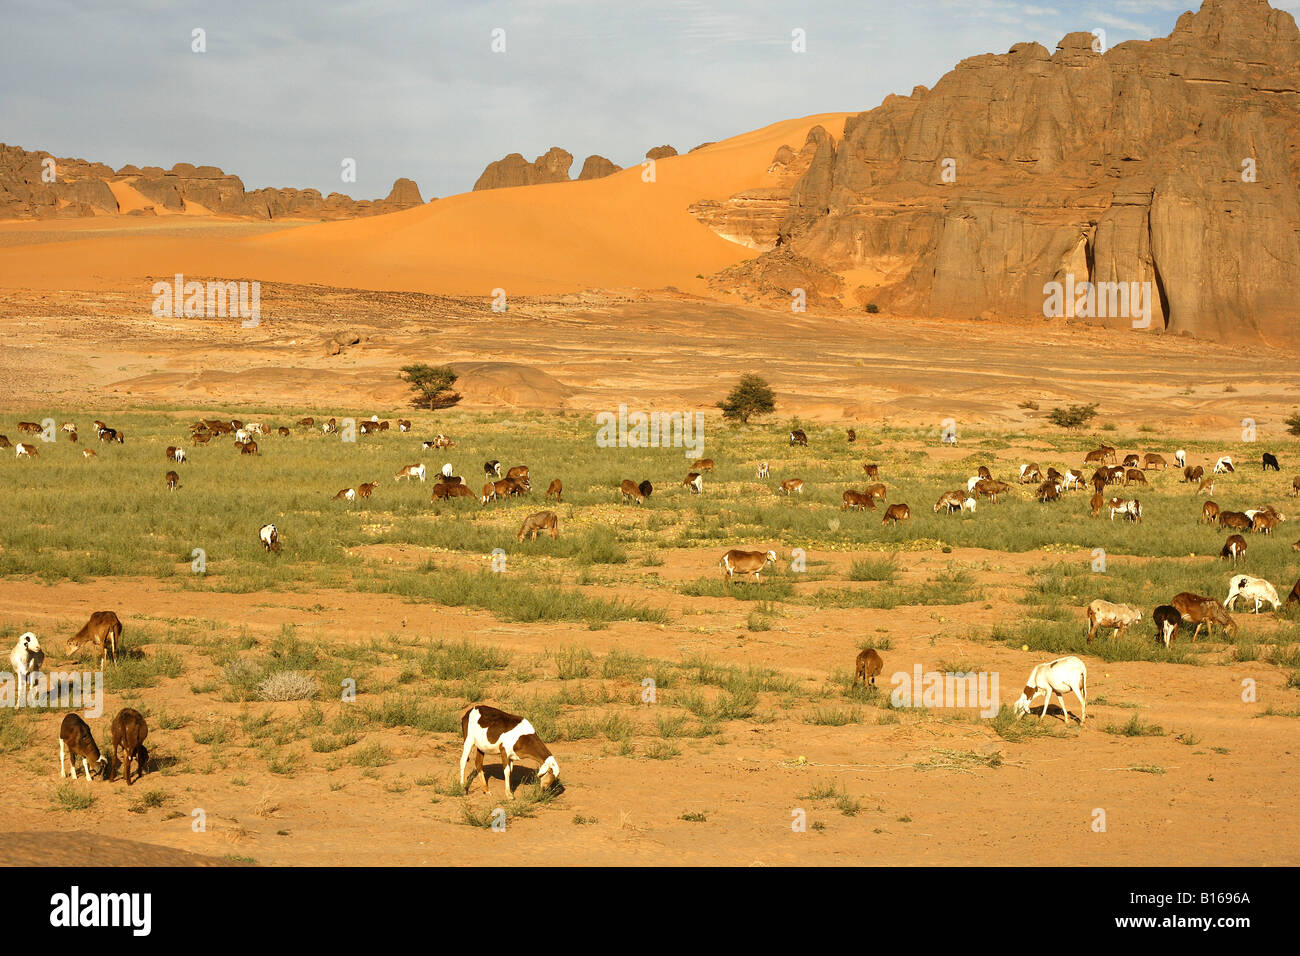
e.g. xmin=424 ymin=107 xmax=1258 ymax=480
xmin=1013 ymin=656 xmax=1087 ymax=724
xmin=1214 ymin=456 xmax=1235 ymax=474
xmin=1223 ymin=575 xmax=1280 ymax=613
xmin=1085 ymin=599 xmax=1142 ymax=644
xmin=1174 ymin=449 xmax=1186 ymax=468
xmin=10 ymin=632 xmax=44 ymax=690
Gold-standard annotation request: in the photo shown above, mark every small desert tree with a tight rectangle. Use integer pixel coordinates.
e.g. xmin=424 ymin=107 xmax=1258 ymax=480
xmin=400 ymin=364 xmax=459 ymax=410
xmin=1286 ymin=411 xmax=1300 ymax=437
xmin=1045 ymin=403 xmax=1099 ymax=429
xmin=718 ymin=374 xmax=775 ymax=424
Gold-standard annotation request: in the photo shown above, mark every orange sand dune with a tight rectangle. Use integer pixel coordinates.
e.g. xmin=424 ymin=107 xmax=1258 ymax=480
xmin=0 ymin=113 xmax=850 ymax=296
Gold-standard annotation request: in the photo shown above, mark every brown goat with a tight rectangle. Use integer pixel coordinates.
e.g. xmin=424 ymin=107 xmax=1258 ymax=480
xmin=1126 ymin=469 xmax=1147 ymax=486
xmin=881 ymin=503 xmax=910 ymax=525
xmin=240 ymin=440 xmax=259 ymax=456
xmin=1089 ymin=492 xmax=1104 ymax=517
xmin=620 ymin=479 xmax=644 ymax=504
xmin=1220 ymin=534 xmax=1247 ymax=564
xmin=358 ymin=482 xmax=378 ymax=498
xmin=1183 ymin=464 xmax=1204 ymax=482
xmin=691 ymin=458 xmax=715 ymax=473
xmin=863 ymin=463 xmax=880 ymax=478
xmin=109 ymin=708 xmax=149 ymax=785
xmin=975 ymin=479 xmax=1010 ymax=503
xmin=1218 ymin=511 xmax=1251 ymax=532
xmin=517 ymin=511 xmax=558 ymax=542
xmin=854 ymin=648 xmax=883 ymax=687
xmin=779 ymin=478 xmax=804 ymax=496
xmin=67 ymin=611 xmax=122 ymax=668
xmin=843 ymin=490 xmax=875 ymax=511
xmin=165 ymin=470 xmax=179 ymax=491
xmin=1202 ymin=501 xmax=1221 ymax=525
xmin=1170 ymin=592 xmax=1237 ymax=640
xmin=545 ymin=479 xmax=563 ymax=501
xmin=59 ymin=713 xmax=106 ymax=779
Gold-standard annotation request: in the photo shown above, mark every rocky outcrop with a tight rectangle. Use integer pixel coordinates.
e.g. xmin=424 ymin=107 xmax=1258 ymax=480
xmin=473 ymin=147 xmax=574 ymax=190
xmin=698 ymin=0 xmax=1300 ymax=344
xmin=0 ymin=144 xmax=424 ymax=220
xmin=577 ymin=155 xmax=621 ymax=180
xmin=645 ymin=145 xmax=678 ymax=160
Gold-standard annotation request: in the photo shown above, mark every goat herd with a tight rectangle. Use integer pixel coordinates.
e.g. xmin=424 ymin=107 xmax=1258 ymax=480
xmin=5 ymin=417 xmax=1300 ymax=795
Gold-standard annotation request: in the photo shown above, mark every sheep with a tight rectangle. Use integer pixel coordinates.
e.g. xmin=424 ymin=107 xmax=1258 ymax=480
xmin=1223 ymin=575 xmax=1281 ymax=614
xmin=259 ymin=523 xmax=281 ymax=552
xmin=1012 ymin=656 xmax=1087 ymax=724
xmin=1251 ymin=511 xmax=1282 ymax=535
xmin=1262 ymin=452 xmax=1280 ymax=471
xmin=479 ymin=482 xmax=497 ymax=505
xmin=546 ymin=478 xmax=563 ymax=501
xmin=59 ymin=713 xmax=107 ymax=780
xmin=81 ymin=449 xmax=97 ymax=459
xmin=779 ymin=478 xmax=804 ymax=495
xmin=0 ymin=435 xmax=9 ymax=448
xmin=756 ymin=462 xmax=769 ymax=478
xmin=1170 ymin=592 xmax=1237 ymax=640
xmin=966 ymin=476 xmax=982 ymax=494
xmin=881 ymin=503 xmax=910 ymax=525
xmin=853 ymin=648 xmax=883 ymax=687
xmin=720 ymin=549 xmax=777 ymax=582
xmin=1085 ymin=600 xmax=1142 ymax=644
xmin=1220 ymin=534 xmax=1247 ymax=564
xmin=109 ymin=708 xmax=149 ymax=785
xmin=1214 ymin=456 xmax=1235 ymax=474
xmin=682 ymin=473 xmax=703 ymax=494
xmin=789 ymin=429 xmax=808 ymax=447
xmin=10 ymin=632 xmax=43 ymax=690
xmin=397 ymin=419 xmax=411 ymax=432
xmin=517 ymin=511 xmax=558 ymax=542
xmin=1152 ymin=605 xmax=1182 ymax=648
xmin=620 ymin=479 xmax=644 ymax=504
xmin=845 ymin=489 xmax=878 ymax=511
xmin=460 ymin=704 xmax=559 ymax=799
xmin=277 ymin=426 xmax=290 ymax=436
xmin=67 ymin=610 xmax=122 ymax=668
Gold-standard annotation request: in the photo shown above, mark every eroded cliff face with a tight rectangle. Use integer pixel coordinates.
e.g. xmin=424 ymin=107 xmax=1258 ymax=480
xmin=698 ymin=0 xmax=1300 ymax=344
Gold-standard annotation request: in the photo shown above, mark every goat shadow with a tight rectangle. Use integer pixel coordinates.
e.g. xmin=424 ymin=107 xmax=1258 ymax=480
xmin=470 ymin=763 xmax=566 ymax=798
xmin=1024 ymin=700 xmax=1084 ymax=724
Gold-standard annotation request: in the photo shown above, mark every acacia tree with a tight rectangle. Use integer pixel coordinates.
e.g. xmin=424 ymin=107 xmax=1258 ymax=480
xmin=1046 ymin=403 xmax=1099 ymax=429
xmin=400 ymin=364 xmax=460 ymax=410
xmin=1286 ymin=411 xmax=1300 ymax=437
xmin=717 ymin=374 xmax=776 ymax=424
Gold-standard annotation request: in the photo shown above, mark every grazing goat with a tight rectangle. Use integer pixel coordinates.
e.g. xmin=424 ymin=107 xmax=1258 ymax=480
xmin=1152 ymin=605 xmax=1182 ymax=648
xmin=517 ymin=511 xmax=558 ymax=542
xmin=277 ymin=427 xmax=290 ymax=436
xmin=863 ymin=483 xmax=887 ymax=502
xmin=1018 ymin=463 xmax=1041 ymax=484
xmin=333 ymin=487 xmax=356 ymax=501
xmin=59 ymin=713 xmax=107 ymax=780
xmin=846 ymin=429 xmax=856 ymax=443
xmin=1062 ymin=469 xmax=1084 ymax=490
xmin=620 ymin=479 xmax=644 ymax=504
xmin=82 ymin=449 xmax=97 ymax=459
xmin=67 ymin=610 xmax=122 ymax=669
xmin=1089 ymin=492 xmax=1104 ymax=517
xmin=1170 ymin=592 xmax=1237 ymax=640
xmin=1183 ymin=465 xmax=1204 ymax=483
xmin=854 ymin=649 xmax=883 ymax=687
xmin=296 ymin=417 xmax=315 ymax=428
xmin=10 ymin=632 xmax=43 ymax=690
xmin=779 ymin=478 xmax=804 ymax=496
xmin=397 ymin=419 xmax=411 ymax=432
xmin=1125 ymin=469 xmax=1147 ymax=486
xmin=789 ymin=429 xmax=808 ymax=447
xmin=109 ymin=708 xmax=149 ymax=785
xmin=16 ymin=421 xmax=41 ymax=434
xmin=933 ymin=490 xmax=966 ymax=513
xmin=479 ymin=482 xmax=497 ymax=505
xmin=863 ymin=464 xmax=882 ymax=479
xmin=1036 ymin=480 xmax=1061 ymax=503
xmin=756 ymin=462 xmax=769 ymax=479
xmin=506 ymin=466 xmax=529 ymax=482
xmin=1143 ymin=453 xmax=1167 ymax=470
xmin=358 ymin=482 xmax=378 ymax=498
xmin=484 ymin=460 xmax=501 ymax=478
xmin=692 ymin=458 xmax=715 ymax=473
xmin=1202 ymin=500 xmax=1220 ymax=525
xmin=1108 ymin=498 xmax=1142 ymax=522
xmin=432 ymin=481 xmax=473 ymax=501
xmin=165 ymin=446 xmax=186 ymax=463
xmin=1262 ymin=452 xmax=1280 ymax=471
xmin=259 ymin=523 xmax=281 ymax=552
xmin=395 ymin=463 xmax=426 ymax=482
xmin=1287 ymin=577 xmax=1300 ymax=606
xmin=1251 ymin=511 xmax=1282 ymax=535
xmin=1214 ymin=456 xmax=1234 ymax=474
xmin=974 ymin=479 xmax=1009 ymax=503
xmin=16 ymin=442 xmax=37 ymax=458
xmin=165 ymin=470 xmax=180 ymax=491
xmin=1085 ymin=600 xmax=1141 ymax=644
xmin=881 ymin=503 xmax=910 ymax=525
xmin=0 ymin=435 xmax=9 ymax=448
xmin=719 ymin=549 xmax=777 ymax=582
xmin=1224 ymin=575 xmax=1280 ymax=613
xmin=1122 ymin=453 xmax=1140 ymax=469
xmin=1013 ymin=656 xmax=1087 ymax=724
xmin=1220 ymin=534 xmax=1247 ymax=564
xmin=546 ymin=479 xmax=563 ymax=501
xmin=638 ymin=480 xmax=653 ymax=500
xmin=460 ymin=705 xmax=559 ymax=799
xmin=976 ymin=466 xmax=992 ymax=480
xmin=683 ymin=473 xmax=703 ymax=494
xmin=845 ymin=490 xmax=876 ymax=511
xmin=1218 ymin=511 xmax=1251 ymax=532
xmin=240 ymin=440 xmax=259 ymax=456
xmin=1196 ymin=477 xmax=1214 ymax=496
xmin=1174 ymin=449 xmax=1186 ymax=468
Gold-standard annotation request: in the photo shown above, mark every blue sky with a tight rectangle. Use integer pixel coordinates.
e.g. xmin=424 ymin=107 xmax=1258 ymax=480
xmin=0 ymin=1 xmax=1270 ymax=198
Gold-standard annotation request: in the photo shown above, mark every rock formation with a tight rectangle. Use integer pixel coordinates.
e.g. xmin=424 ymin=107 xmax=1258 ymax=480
xmin=473 ymin=147 xmax=573 ymax=190
xmin=577 ymin=155 xmax=621 ymax=180
xmin=645 ymin=145 xmax=678 ymax=160
xmin=0 ymin=144 xmax=424 ymax=220
xmin=697 ymin=0 xmax=1300 ymax=344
